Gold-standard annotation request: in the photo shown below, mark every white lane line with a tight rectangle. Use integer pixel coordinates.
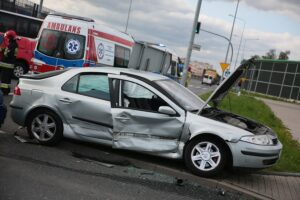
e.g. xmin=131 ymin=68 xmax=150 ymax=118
xmin=14 ymin=135 xmax=28 ymax=143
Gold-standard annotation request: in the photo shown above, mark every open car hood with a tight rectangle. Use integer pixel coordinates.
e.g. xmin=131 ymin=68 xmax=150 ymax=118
xmin=198 ymin=59 xmax=255 ymax=113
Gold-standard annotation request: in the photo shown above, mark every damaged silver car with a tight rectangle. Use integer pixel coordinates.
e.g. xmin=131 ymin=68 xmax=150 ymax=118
xmin=10 ymin=61 xmax=282 ymax=177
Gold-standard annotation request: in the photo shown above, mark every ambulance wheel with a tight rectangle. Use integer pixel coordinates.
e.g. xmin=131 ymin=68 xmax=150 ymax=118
xmin=13 ymin=62 xmax=28 ymax=79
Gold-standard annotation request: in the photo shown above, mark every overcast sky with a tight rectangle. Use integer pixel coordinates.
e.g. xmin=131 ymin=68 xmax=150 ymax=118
xmin=32 ymin=0 xmax=300 ymax=72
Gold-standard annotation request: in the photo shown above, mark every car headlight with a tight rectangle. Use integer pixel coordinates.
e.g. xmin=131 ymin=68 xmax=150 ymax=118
xmin=240 ymin=135 xmax=274 ymax=145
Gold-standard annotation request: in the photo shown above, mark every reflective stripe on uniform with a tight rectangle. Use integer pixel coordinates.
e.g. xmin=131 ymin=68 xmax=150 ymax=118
xmin=0 ymin=83 xmax=10 ymax=89
xmin=0 ymin=61 xmax=14 ymax=69
xmin=14 ymin=48 xmax=18 ymax=56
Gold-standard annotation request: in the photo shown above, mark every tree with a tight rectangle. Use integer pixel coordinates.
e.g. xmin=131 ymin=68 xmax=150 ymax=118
xmin=246 ymin=49 xmax=291 ymax=63
xmin=262 ymin=49 xmax=276 ymax=59
xmin=278 ymin=50 xmax=290 ymax=60
xmin=251 ymin=55 xmax=261 ymax=60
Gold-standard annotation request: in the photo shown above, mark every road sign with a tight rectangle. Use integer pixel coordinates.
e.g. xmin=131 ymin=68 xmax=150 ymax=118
xmin=192 ymin=44 xmax=201 ymax=51
xmin=224 ymin=69 xmax=231 ymax=78
xmin=220 ymin=62 xmax=229 ymax=72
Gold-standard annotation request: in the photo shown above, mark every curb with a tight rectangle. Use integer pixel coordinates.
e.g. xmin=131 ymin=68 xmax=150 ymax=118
xmin=127 ymin=157 xmax=273 ymax=200
xmin=254 ymin=171 xmax=300 ymax=177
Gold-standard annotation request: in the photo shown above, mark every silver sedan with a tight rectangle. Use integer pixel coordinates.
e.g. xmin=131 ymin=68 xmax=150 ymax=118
xmin=10 ymin=64 xmax=282 ymax=177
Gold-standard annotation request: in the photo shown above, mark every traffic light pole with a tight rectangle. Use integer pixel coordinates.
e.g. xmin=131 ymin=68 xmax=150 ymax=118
xmin=180 ymin=0 xmax=202 ymax=86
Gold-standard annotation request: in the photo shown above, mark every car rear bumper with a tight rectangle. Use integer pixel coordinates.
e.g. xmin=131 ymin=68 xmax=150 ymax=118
xmin=228 ymin=140 xmax=282 ymax=168
xmin=10 ymin=104 xmax=26 ymax=126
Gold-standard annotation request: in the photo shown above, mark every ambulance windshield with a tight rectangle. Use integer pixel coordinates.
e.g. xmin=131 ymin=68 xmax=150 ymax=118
xmin=37 ymin=29 xmax=85 ymax=60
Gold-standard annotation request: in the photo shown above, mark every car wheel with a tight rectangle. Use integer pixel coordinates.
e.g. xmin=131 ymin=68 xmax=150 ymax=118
xmin=13 ymin=62 xmax=28 ymax=79
xmin=27 ymin=109 xmax=63 ymax=145
xmin=184 ymin=137 xmax=228 ymax=177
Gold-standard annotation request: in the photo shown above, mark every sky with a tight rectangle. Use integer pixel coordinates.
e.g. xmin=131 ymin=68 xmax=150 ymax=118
xmin=32 ymin=0 xmax=300 ymax=73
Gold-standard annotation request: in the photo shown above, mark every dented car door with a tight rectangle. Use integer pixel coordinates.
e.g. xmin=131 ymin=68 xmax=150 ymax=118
xmin=108 ymin=75 xmax=186 ymax=152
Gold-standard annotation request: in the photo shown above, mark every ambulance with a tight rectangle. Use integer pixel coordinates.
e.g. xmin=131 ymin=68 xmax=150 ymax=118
xmin=30 ymin=13 xmax=134 ymax=73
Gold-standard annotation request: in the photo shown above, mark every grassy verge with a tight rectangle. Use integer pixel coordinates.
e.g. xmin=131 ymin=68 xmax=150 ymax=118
xmin=200 ymin=92 xmax=300 ymax=172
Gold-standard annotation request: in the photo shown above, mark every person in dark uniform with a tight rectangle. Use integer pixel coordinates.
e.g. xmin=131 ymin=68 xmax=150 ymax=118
xmin=0 ymin=30 xmax=18 ymax=95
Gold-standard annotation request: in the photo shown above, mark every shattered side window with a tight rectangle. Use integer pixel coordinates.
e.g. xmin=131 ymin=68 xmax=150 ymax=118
xmin=121 ymin=80 xmax=167 ymax=112
xmin=78 ymin=74 xmax=110 ymax=100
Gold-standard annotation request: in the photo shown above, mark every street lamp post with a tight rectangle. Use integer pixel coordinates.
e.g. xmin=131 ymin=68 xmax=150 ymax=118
xmin=200 ymin=29 xmax=234 ymax=64
xmin=224 ymin=0 xmax=240 ymax=69
xmin=125 ymin=0 xmax=133 ymax=33
xmin=229 ymin=15 xmax=246 ymax=69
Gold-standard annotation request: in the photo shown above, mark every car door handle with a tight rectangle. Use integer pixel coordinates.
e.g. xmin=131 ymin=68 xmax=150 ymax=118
xmin=59 ymin=98 xmax=73 ymax=104
xmin=115 ymin=116 xmax=130 ymax=121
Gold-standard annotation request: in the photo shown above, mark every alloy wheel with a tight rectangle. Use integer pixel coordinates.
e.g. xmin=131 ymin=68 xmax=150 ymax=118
xmin=190 ymin=141 xmax=221 ymax=171
xmin=31 ymin=114 xmax=57 ymax=141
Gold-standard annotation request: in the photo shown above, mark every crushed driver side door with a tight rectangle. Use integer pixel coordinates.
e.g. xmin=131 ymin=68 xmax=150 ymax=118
xmin=108 ymin=74 xmax=186 ymax=153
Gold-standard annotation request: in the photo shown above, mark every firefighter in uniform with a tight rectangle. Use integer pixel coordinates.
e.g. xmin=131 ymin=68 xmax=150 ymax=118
xmin=0 ymin=30 xmax=18 ymax=95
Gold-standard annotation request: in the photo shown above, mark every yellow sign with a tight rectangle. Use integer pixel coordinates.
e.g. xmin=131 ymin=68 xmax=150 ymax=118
xmin=220 ymin=63 xmax=229 ymax=72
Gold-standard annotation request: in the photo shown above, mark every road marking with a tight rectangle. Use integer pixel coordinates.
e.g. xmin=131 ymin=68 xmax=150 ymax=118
xmin=0 ymin=130 xmax=7 ymax=134
xmin=14 ymin=135 xmax=28 ymax=143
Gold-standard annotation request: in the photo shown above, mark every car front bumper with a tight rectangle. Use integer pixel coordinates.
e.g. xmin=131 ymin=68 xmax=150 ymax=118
xmin=228 ymin=140 xmax=282 ymax=168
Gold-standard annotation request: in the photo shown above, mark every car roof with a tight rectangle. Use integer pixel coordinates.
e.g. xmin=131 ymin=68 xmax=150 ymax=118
xmin=68 ymin=67 xmax=169 ymax=81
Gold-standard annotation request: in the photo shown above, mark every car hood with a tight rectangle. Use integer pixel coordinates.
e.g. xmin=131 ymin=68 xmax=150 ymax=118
xmin=197 ymin=59 xmax=254 ymax=113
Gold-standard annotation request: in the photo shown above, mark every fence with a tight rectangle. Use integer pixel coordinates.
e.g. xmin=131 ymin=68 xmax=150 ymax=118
xmin=243 ymin=59 xmax=300 ymax=100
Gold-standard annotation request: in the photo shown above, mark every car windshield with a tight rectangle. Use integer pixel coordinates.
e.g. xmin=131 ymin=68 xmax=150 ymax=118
xmin=155 ymin=79 xmax=205 ymax=111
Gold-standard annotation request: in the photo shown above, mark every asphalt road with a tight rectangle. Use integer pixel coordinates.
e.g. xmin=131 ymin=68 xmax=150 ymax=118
xmin=187 ymin=78 xmax=217 ymax=96
xmin=0 ymin=79 xmax=247 ymax=200
xmin=260 ymin=98 xmax=300 ymax=142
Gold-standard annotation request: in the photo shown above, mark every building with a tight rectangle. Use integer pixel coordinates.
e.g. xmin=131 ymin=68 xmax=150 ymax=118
xmin=189 ymin=60 xmax=213 ymax=78
xmin=0 ymin=0 xmax=53 ymax=18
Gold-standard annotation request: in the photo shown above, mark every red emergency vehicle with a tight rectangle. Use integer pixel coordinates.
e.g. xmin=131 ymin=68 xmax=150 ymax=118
xmin=0 ymin=9 xmax=43 ymax=78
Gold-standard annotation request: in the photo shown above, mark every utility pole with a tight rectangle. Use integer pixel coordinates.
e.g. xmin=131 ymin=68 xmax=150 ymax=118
xmin=125 ymin=0 xmax=133 ymax=33
xmin=180 ymin=0 xmax=202 ymax=86
xmin=38 ymin=0 xmax=44 ymax=18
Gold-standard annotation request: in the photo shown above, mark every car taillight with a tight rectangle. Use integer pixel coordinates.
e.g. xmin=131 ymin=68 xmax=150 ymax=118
xmin=14 ymin=86 xmax=21 ymax=96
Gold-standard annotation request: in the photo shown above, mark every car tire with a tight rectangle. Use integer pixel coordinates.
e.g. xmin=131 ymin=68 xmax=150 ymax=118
xmin=27 ymin=109 xmax=63 ymax=146
xmin=13 ymin=61 xmax=28 ymax=79
xmin=184 ymin=136 xmax=228 ymax=177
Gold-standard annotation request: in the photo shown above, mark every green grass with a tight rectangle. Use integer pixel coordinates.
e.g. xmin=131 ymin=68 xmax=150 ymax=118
xmin=200 ymin=92 xmax=300 ymax=172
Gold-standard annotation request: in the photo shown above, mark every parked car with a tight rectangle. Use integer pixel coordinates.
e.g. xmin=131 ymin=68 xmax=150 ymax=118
xmin=10 ymin=61 xmax=282 ymax=177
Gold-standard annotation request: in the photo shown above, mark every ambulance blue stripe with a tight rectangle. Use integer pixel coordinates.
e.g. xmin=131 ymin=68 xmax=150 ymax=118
xmin=34 ymin=51 xmax=85 ymax=67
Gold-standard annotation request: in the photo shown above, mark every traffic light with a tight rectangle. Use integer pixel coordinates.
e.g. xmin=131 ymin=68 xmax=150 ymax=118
xmin=195 ymin=22 xmax=201 ymax=34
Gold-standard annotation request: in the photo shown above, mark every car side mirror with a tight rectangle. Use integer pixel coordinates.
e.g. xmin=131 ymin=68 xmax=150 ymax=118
xmin=158 ymin=106 xmax=176 ymax=116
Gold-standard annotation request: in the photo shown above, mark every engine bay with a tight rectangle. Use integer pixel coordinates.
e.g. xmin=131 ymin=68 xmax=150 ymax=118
xmin=200 ymin=107 xmax=271 ymax=135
